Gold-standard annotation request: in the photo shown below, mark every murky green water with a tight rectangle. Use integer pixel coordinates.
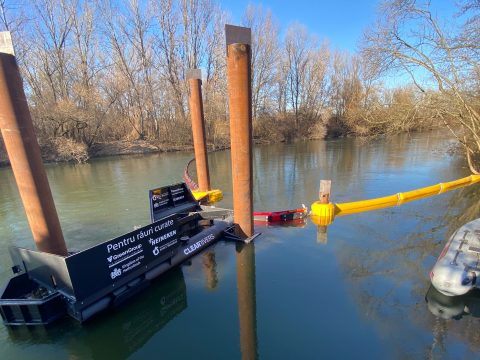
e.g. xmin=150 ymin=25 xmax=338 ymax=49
xmin=1 ymin=132 xmax=479 ymax=359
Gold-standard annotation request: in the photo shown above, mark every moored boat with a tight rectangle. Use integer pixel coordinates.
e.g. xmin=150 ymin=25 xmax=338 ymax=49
xmin=430 ymin=218 xmax=480 ymax=296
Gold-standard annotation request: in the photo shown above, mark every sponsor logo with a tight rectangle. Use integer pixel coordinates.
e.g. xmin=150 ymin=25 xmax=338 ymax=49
xmin=152 ymin=193 xmax=170 ymax=208
xmin=107 ymin=244 xmax=143 ymax=268
xmin=110 ymin=268 xmax=122 ymax=279
xmin=121 ymin=255 xmax=144 ymax=273
xmin=149 ymin=230 xmax=177 ymax=246
xmin=184 ymin=233 xmax=216 ymax=255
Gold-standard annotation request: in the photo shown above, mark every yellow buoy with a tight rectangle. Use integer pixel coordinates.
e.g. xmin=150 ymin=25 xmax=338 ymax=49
xmin=310 ymin=202 xmax=335 ymax=225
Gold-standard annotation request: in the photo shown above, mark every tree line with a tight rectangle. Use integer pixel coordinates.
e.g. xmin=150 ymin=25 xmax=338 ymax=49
xmin=0 ymin=0 xmax=478 ymax=171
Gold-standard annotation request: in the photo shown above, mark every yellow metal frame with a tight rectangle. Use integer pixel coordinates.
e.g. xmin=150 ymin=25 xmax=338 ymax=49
xmin=310 ymin=175 xmax=480 ymax=224
xmin=192 ymin=189 xmax=224 ymax=204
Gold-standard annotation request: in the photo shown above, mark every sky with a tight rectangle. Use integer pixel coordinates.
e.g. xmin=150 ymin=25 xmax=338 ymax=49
xmin=219 ymin=0 xmax=459 ymax=53
xmin=219 ymin=0 xmax=381 ymax=52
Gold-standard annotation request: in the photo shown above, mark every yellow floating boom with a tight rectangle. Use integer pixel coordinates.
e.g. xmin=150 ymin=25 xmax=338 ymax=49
xmin=311 ymin=175 xmax=480 ymax=224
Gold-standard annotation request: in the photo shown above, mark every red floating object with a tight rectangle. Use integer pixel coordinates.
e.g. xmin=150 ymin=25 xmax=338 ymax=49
xmin=253 ymin=206 xmax=308 ymax=223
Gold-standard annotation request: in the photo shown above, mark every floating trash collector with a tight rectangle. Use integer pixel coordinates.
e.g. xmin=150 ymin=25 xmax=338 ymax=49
xmin=0 ymin=183 xmax=238 ymax=325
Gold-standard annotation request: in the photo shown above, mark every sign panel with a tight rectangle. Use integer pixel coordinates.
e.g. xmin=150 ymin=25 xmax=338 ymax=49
xmin=66 ymin=214 xmax=180 ymax=301
xmin=150 ymin=187 xmax=173 ymax=214
xmin=149 ymin=183 xmax=199 ymax=222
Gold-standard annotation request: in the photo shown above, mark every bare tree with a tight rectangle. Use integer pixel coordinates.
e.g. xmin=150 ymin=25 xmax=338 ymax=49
xmin=0 ymin=0 xmax=457 ymax=163
xmin=329 ymin=52 xmax=363 ymax=124
xmin=361 ymin=0 xmax=480 ymax=172
xmin=0 ymin=0 xmax=26 ymax=37
xmin=301 ymin=41 xmax=329 ymax=121
xmin=153 ymin=0 xmax=186 ymax=124
xmin=202 ymin=8 xmax=229 ymax=145
xmin=180 ymin=0 xmax=214 ymax=69
xmin=284 ymin=23 xmax=312 ymax=129
xmin=30 ymin=0 xmax=74 ymax=103
xmin=242 ymin=5 xmax=279 ymax=121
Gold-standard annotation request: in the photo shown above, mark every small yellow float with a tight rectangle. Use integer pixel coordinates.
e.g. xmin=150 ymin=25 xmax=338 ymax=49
xmin=191 ymin=189 xmax=224 ymax=203
xmin=184 ymin=158 xmax=223 ymax=204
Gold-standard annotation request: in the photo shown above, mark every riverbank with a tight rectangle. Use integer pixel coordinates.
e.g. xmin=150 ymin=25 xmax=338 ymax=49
xmin=0 ymin=138 xmax=237 ymax=167
xmin=0 ymin=127 xmax=448 ymax=168
xmin=0 ymin=139 xmax=183 ymax=167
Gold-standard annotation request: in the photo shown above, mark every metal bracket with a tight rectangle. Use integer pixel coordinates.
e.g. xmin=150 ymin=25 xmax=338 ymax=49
xmin=223 ymin=225 xmax=260 ymax=243
xmin=243 ymin=233 xmax=261 ymax=244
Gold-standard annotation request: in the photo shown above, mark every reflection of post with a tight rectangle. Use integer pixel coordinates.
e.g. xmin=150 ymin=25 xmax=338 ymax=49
xmin=225 ymin=25 xmax=253 ymax=237
xmin=236 ymin=243 xmax=257 ymax=359
xmin=202 ymin=251 xmax=218 ymax=290
xmin=317 ymin=225 xmax=328 ymax=244
xmin=0 ymin=32 xmax=67 ymax=256
xmin=187 ymin=68 xmax=210 ymax=191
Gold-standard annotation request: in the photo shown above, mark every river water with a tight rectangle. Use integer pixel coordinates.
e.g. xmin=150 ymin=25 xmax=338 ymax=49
xmin=0 ymin=131 xmax=479 ymax=359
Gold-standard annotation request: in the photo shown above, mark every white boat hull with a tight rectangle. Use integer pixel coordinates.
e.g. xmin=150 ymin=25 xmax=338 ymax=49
xmin=430 ymin=218 xmax=480 ymax=296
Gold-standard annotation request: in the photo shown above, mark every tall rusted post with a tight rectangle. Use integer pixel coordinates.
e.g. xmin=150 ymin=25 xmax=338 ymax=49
xmin=187 ymin=68 xmax=210 ymax=191
xmin=225 ymin=25 xmax=253 ymax=237
xmin=0 ymin=32 xmax=67 ymax=256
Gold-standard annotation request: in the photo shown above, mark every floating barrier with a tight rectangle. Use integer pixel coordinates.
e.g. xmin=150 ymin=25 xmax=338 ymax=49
xmin=185 ymin=154 xmax=480 ymax=227
xmin=310 ymin=175 xmax=480 ymax=225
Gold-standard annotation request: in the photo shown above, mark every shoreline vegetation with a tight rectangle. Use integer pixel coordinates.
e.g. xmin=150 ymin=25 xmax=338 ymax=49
xmin=0 ymin=138 xmax=192 ymax=167
xmin=0 ymin=129 xmax=333 ymax=167
xmin=0 ymin=126 xmax=441 ymax=168
xmin=0 ymin=1 xmax=478 ymax=170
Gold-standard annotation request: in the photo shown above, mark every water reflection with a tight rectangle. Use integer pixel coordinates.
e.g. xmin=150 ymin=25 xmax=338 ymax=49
xmin=5 ymin=268 xmax=187 ymax=359
xmin=316 ymin=225 xmax=328 ymax=245
xmin=236 ymin=242 xmax=258 ymax=360
xmin=424 ymin=286 xmax=480 ymax=356
xmin=2 ymin=241 xmax=260 ymax=359
xmin=2 ymin=130 xmax=479 ymax=358
xmin=332 ymin=182 xmax=480 ymax=358
xmin=425 ymin=286 xmax=480 ymax=320
xmin=254 ymin=218 xmax=307 ymax=229
xmin=202 ymin=251 xmax=218 ymax=290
